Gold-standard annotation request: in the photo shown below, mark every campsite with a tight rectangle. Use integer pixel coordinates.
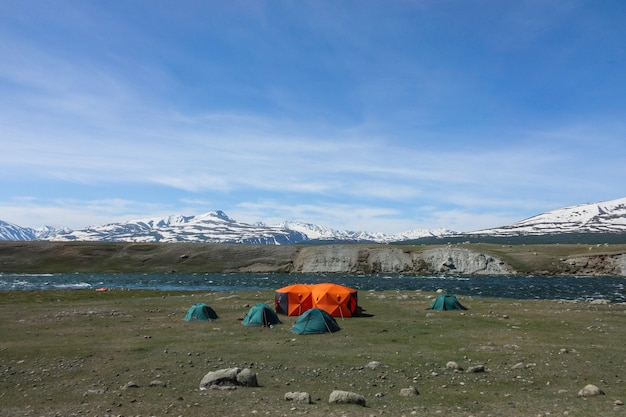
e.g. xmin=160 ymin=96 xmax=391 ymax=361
xmin=1 ymin=287 xmax=625 ymax=417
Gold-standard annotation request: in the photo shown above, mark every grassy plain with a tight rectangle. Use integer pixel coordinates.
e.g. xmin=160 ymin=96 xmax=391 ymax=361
xmin=1 ymin=288 xmax=625 ymax=416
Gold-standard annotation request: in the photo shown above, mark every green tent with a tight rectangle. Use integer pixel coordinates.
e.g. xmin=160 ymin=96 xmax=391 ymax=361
xmin=241 ymin=303 xmax=282 ymax=327
xmin=290 ymin=308 xmax=340 ymax=335
xmin=427 ymin=294 xmax=468 ymax=311
xmin=183 ymin=303 xmax=219 ymax=321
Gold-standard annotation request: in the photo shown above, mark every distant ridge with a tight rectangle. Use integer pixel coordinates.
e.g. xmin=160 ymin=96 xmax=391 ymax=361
xmin=1 ymin=197 xmax=625 ymax=244
xmin=466 ymin=197 xmax=626 ymax=237
xmin=0 ymin=211 xmax=453 ymax=244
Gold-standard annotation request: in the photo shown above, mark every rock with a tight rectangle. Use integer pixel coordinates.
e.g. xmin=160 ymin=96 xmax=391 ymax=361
xmin=399 ymin=386 xmax=419 ymax=396
xmin=209 ymin=385 xmax=237 ymax=391
xmin=149 ymin=380 xmax=166 ymax=387
xmin=328 ymin=390 xmax=366 ymax=406
xmin=422 ymin=248 xmax=511 ymax=275
xmin=284 ymin=391 xmax=311 ymax=404
xmin=446 ymin=361 xmax=463 ymax=371
xmin=200 ymin=367 xmax=258 ymax=388
xmin=122 ymin=381 xmax=139 ymax=389
xmin=236 ymin=368 xmax=259 ymax=387
xmin=615 ymin=399 xmax=623 ymax=406
xmin=578 ymin=384 xmax=605 ymax=397
xmin=511 ymin=362 xmax=526 ymax=370
xmin=467 ymin=365 xmax=485 ymax=373
xmin=366 ymin=361 xmax=385 ymax=369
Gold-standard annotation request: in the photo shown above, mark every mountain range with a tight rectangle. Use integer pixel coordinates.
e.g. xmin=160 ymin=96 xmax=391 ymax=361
xmin=1 ymin=197 xmax=625 ymax=244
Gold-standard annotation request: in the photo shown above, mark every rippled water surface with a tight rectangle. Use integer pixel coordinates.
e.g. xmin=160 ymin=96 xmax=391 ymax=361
xmin=1 ymin=273 xmax=625 ymax=302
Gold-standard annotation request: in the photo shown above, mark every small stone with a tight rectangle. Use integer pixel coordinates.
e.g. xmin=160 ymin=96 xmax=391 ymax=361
xmin=284 ymin=391 xmax=311 ymax=404
xmin=399 ymin=386 xmax=419 ymax=396
xmin=467 ymin=365 xmax=485 ymax=373
xmin=446 ymin=361 xmax=463 ymax=371
xmin=615 ymin=400 xmax=623 ymax=406
xmin=366 ymin=361 xmax=385 ymax=369
xmin=578 ymin=384 xmax=605 ymax=397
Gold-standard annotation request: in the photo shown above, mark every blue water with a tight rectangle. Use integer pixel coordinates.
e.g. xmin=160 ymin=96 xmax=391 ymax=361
xmin=1 ymin=273 xmax=625 ymax=302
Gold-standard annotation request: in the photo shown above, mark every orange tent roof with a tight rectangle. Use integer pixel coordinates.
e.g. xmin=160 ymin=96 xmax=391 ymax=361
xmin=310 ymin=282 xmax=358 ymax=318
xmin=275 ymin=284 xmax=313 ymax=316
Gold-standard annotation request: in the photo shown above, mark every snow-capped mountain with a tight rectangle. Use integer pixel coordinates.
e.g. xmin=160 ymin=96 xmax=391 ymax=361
xmin=466 ymin=197 xmax=626 ymax=236
xmin=279 ymin=221 xmax=453 ymax=243
xmin=0 ymin=211 xmax=454 ymax=244
xmin=1 ymin=197 xmax=624 ymax=244
xmin=0 ymin=220 xmax=38 ymax=240
xmin=47 ymin=211 xmax=309 ymax=244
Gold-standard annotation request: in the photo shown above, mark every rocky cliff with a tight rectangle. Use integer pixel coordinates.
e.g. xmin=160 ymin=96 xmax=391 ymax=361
xmin=292 ymin=245 xmax=513 ymax=275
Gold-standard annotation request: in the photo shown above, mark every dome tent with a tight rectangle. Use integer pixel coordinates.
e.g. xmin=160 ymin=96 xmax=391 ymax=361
xmin=275 ymin=283 xmax=313 ymax=316
xmin=183 ymin=303 xmax=219 ymax=321
xmin=311 ymin=282 xmax=358 ymax=318
xmin=427 ymin=294 xmax=468 ymax=311
xmin=242 ymin=303 xmax=282 ymax=327
xmin=290 ymin=308 xmax=340 ymax=335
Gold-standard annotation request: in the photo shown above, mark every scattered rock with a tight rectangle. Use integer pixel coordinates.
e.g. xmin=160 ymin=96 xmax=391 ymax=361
xmin=467 ymin=365 xmax=485 ymax=373
xmin=83 ymin=388 xmax=106 ymax=396
xmin=399 ymin=386 xmax=419 ymax=396
xmin=284 ymin=391 xmax=311 ymax=404
xmin=200 ymin=367 xmax=259 ymax=388
xmin=578 ymin=384 xmax=605 ymax=397
xmin=209 ymin=385 xmax=237 ymax=391
xmin=328 ymin=390 xmax=366 ymax=406
xmin=446 ymin=361 xmax=463 ymax=371
xmin=366 ymin=361 xmax=385 ymax=369
xmin=236 ymin=368 xmax=258 ymax=387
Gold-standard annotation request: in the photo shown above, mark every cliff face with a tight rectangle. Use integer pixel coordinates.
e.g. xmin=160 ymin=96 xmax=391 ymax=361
xmin=292 ymin=246 xmax=513 ymax=275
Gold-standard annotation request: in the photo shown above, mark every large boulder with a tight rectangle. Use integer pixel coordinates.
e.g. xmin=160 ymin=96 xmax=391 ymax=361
xmin=200 ymin=367 xmax=259 ymax=388
xmin=328 ymin=390 xmax=366 ymax=406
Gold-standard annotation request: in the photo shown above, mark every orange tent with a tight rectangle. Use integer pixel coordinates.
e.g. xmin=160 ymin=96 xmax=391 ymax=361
xmin=275 ymin=284 xmax=313 ymax=316
xmin=310 ymin=282 xmax=358 ymax=318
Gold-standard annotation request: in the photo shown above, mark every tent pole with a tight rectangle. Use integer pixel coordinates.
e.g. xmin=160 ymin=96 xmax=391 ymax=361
xmin=323 ymin=318 xmax=333 ymax=335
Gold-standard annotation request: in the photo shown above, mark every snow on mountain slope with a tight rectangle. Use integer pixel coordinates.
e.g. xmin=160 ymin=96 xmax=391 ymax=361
xmin=279 ymin=221 xmax=454 ymax=243
xmin=466 ymin=197 xmax=626 ymax=236
xmin=48 ymin=211 xmax=309 ymax=244
xmin=2 ymin=197 xmax=625 ymax=243
xmin=0 ymin=220 xmax=38 ymax=240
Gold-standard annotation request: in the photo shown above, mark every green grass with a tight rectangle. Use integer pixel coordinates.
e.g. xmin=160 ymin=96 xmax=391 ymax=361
xmin=1 ymin=289 xmax=625 ymax=416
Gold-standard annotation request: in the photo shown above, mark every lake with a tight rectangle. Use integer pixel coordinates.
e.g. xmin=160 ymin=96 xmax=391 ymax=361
xmin=1 ymin=272 xmax=625 ymax=302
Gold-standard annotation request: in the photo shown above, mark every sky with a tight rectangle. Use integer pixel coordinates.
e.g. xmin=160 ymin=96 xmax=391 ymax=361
xmin=1 ymin=1 xmax=625 ymax=234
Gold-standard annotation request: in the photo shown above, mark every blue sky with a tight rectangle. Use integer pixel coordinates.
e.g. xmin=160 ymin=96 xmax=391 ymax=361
xmin=1 ymin=1 xmax=624 ymax=233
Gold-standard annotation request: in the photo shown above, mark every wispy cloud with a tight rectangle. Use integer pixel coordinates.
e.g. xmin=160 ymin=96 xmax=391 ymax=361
xmin=0 ymin=1 xmax=624 ymax=233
